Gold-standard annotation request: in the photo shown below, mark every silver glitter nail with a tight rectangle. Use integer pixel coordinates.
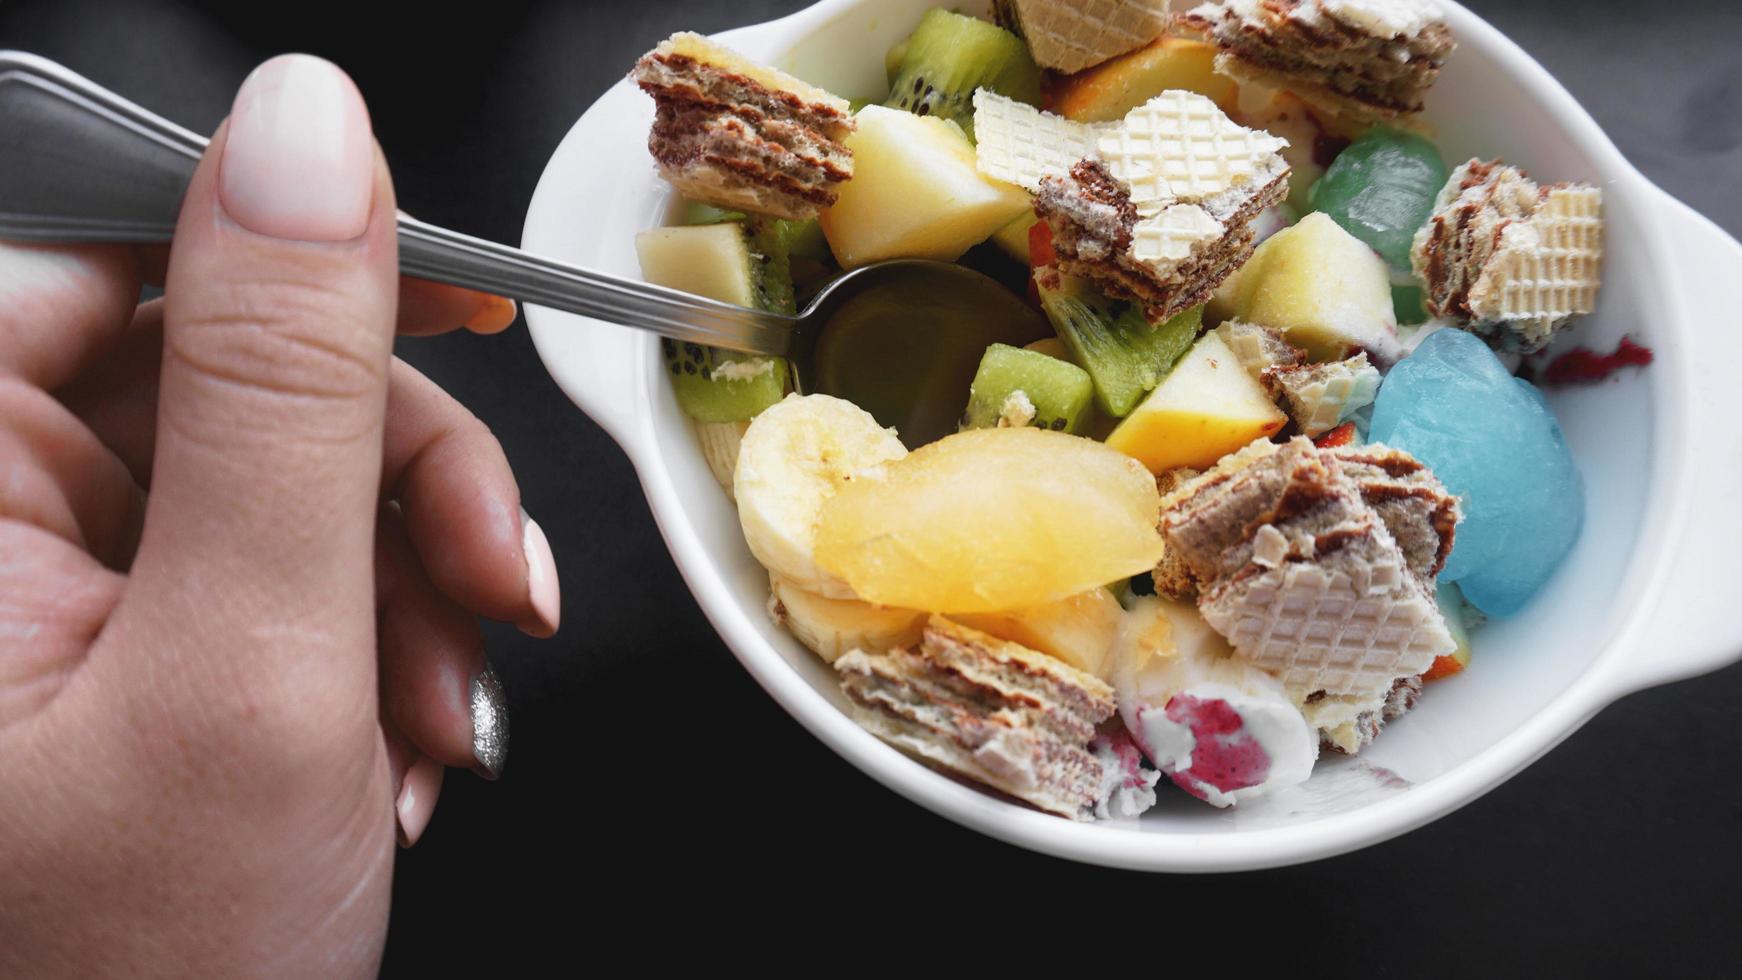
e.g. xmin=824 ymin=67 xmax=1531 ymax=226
xmin=471 ymin=665 xmax=509 ymax=780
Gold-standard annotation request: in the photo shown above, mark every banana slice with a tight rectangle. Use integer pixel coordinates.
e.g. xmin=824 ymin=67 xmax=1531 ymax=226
xmin=766 ymin=575 xmax=925 ymax=664
xmin=696 ymin=420 xmax=752 ymax=501
xmin=735 ymin=394 xmax=906 ymax=598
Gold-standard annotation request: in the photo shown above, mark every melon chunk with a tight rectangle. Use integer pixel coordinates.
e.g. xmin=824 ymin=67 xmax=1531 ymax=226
xmin=1105 ymin=330 xmax=1287 ymax=473
xmin=1226 ymin=212 xmax=1399 ymax=362
xmin=820 ymin=105 xmax=1031 ymax=268
xmin=635 ymin=224 xmax=758 ymax=307
xmin=990 ymin=209 xmax=1041 ymax=264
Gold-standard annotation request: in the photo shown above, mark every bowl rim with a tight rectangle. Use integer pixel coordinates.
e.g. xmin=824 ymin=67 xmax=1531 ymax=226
xmin=521 ymin=0 xmax=1724 ymax=871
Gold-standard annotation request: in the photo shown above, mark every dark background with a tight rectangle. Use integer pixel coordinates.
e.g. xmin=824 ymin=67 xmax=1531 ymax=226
xmin=4 ymin=0 xmax=1739 ymax=973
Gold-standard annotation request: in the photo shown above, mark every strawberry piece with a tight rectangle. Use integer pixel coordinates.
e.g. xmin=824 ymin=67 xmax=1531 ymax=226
xmin=1423 ymin=653 xmax=1467 ymax=682
xmin=1028 ymin=219 xmax=1057 ymax=269
xmin=1541 ymin=336 xmax=1653 ymax=386
xmin=1092 ymin=728 xmax=1148 ymax=784
xmin=1162 ymin=693 xmax=1272 ymax=801
xmin=1314 ymin=421 xmax=1358 ymax=448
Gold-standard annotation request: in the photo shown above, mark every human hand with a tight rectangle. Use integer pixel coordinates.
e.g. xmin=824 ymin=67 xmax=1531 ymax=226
xmin=0 ymin=54 xmax=557 ymax=975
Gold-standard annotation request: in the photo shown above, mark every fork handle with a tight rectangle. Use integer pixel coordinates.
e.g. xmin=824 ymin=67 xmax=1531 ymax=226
xmin=0 ymin=50 xmax=795 ymax=356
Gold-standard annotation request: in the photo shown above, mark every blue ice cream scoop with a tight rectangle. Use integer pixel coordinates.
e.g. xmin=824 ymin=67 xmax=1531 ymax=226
xmin=1370 ymin=328 xmax=1584 ymax=617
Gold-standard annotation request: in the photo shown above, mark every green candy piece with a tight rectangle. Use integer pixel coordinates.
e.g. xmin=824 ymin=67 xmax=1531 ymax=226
xmin=1309 ymin=128 xmax=1448 ymax=271
xmin=1392 ymin=283 xmax=1429 ymax=326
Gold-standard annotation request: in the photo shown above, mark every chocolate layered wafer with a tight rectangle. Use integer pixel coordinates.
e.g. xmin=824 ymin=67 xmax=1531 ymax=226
xmin=632 ymin=33 xmax=855 ymax=220
xmin=1181 ymin=0 xmax=1454 ymax=124
xmin=836 ymin=617 xmax=1119 ymax=820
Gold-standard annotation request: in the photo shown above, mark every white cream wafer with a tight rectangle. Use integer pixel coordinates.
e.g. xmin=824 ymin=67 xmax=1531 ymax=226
xmin=1159 ymin=437 xmax=1457 ymax=702
xmin=1265 ymin=353 xmax=1381 ymax=437
xmin=1098 ymin=91 xmax=1289 ymax=208
xmin=999 ymin=0 xmax=1172 ymax=74
xmin=1467 ymin=184 xmax=1604 ymax=350
xmin=1198 ymin=527 xmax=1453 ymax=699
xmin=1215 ymin=321 xmax=1305 ymax=378
xmin=1412 ymin=160 xmax=1604 ymax=351
xmin=836 ymin=617 xmax=1117 ymax=820
xmin=1182 ymin=0 xmax=1453 ymax=125
xmin=1312 ymin=0 xmax=1445 ymax=40
xmin=973 ymin=90 xmax=1114 ymax=192
xmin=650 ymin=32 xmax=848 ymax=112
xmin=1130 ymin=203 xmax=1225 ymax=270
xmin=1300 ymin=674 xmax=1423 ymax=755
xmin=1027 ymin=91 xmax=1289 ymax=323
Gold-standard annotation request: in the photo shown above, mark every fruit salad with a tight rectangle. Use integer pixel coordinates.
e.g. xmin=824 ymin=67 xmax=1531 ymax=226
xmin=624 ymin=0 xmax=1629 ymax=821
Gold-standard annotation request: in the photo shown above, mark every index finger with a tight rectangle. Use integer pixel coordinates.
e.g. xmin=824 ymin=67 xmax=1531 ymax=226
xmin=0 ymin=242 xmax=142 ymax=389
xmin=397 ymin=278 xmax=517 ymax=336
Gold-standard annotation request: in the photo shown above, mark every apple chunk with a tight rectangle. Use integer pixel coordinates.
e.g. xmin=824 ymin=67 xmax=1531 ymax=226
xmin=820 ymin=105 xmax=1031 ymax=269
xmin=1226 ymin=212 xmax=1399 ymax=362
xmin=1105 ymin=330 xmax=1287 ymax=474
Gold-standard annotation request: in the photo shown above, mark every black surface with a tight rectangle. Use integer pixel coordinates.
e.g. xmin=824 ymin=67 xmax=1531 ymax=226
xmin=3 ymin=0 xmax=1739 ymax=973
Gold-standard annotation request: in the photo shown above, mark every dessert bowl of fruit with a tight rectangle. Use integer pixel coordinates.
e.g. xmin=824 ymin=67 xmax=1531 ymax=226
xmin=522 ymin=0 xmax=1742 ymax=871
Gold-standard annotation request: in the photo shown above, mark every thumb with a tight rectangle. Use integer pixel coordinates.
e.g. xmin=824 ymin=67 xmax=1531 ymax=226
xmin=124 ymin=55 xmax=395 ymax=686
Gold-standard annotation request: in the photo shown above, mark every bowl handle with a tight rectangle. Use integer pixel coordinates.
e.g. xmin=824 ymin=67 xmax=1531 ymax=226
xmin=1608 ymin=190 xmax=1742 ymax=694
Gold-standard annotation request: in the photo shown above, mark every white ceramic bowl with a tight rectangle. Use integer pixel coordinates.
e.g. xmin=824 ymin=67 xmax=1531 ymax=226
xmin=522 ymin=0 xmax=1742 ymax=871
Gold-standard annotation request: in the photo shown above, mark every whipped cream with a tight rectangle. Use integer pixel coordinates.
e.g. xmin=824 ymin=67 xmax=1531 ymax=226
xmin=711 ymin=357 xmax=777 ymax=382
xmin=1091 ymin=731 xmax=1162 ymax=820
xmin=1110 ymin=598 xmax=1317 ymax=808
xmin=1311 ymin=0 xmax=1445 ymax=38
xmin=997 ymin=390 xmax=1038 ymax=429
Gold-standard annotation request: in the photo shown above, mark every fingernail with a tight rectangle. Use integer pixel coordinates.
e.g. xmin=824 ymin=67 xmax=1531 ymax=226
xmin=464 ymin=295 xmax=519 ymax=334
xmin=220 ymin=54 xmax=373 ymax=241
xmin=395 ymin=753 xmax=444 ymax=848
xmin=519 ymin=506 xmax=560 ymax=638
xmin=470 ymin=665 xmax=509 ymax=780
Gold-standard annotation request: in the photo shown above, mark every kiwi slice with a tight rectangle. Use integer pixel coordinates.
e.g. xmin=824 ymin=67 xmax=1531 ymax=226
xmin=774 ymin=216 xmax=832 ymax=266
xmin=677 ymin=201 xmax=818 ymax=300
xmin=676 ymin=200 xmax=746 ymax=226
xmin=638 ymin=220 xmax=798 ymax=423
xmin=962 ymin=343 xmax=1095 ymax=433
xmin=883 ymin=8 xmax=1042 ymax=140
xmin=743 ymin=218 xmax=796 ymax=317
xmin=885 ymin=38 xmax=910 ymax=88
xmin=660 ymin=339 xmax=790 ymax=424
xmin=1037 ymin=274 xmax=1204 ymax=417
